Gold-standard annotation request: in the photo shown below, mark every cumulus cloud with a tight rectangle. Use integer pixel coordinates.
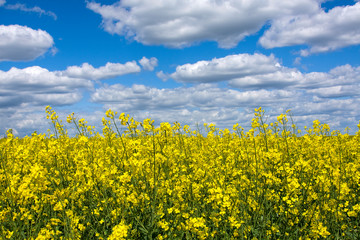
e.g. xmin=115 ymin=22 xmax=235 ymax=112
xmin=2 ymin=61 xmax=360 ymax=136
xmin=228 ymin=68 xmax=303 ymax=89
xmin=0 ymin=66 xmax=92 ymax=108
xmin=139 ymin=57 xmax=158 ymax=71
xmin=169 ymin=53 xmax=281 ymax=83
xmin=227 ymin=63 xmax=360 ymax=95
xmin=0 ymin=58 xmax=158 ymax=136
xmin=229 ymin=64 xmax=360 ymax=91
xmin=87 ymin=0 xmax=319 ymax=48
xmin=0 ymin=65 xmax=95 ymax=136
xmin=0 ymin=66 xmax=92 ymax=90
xmin=229 ymin=65 xmax=360 ymax=93
xmin=165 ymin=54 xmax=360 ymax=94
xmin=298 ymin=65 xmax=360 ymax=90
xmin=3 ymin=62 xmax=360 ymax=136
xmin=0 ymin=25 xmax=54 ymax=61
xmin=62 ymin=61 xmax=141 ymax=80
xmin=4 ymin=3 xmax=57 ymax=20
xmin=259 ymin=2 xmax=360 ymax=55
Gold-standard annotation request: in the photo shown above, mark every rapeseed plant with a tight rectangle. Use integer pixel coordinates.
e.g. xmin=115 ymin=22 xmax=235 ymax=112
xmin=0 ymin=106 xmax=359 ymax=239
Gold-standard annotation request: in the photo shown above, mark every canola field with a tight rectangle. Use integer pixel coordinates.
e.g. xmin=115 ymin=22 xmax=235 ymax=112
xmin=1 ymin=106 xmax=360 ymax=239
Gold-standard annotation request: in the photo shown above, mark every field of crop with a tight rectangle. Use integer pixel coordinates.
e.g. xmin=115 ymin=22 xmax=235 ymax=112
xmin=1 ymin=106 xmax=360 ymax=239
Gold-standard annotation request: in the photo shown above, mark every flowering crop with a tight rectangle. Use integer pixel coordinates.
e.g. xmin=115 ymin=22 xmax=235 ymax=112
xmin=0 ymin=106 xmax=360 ymax=239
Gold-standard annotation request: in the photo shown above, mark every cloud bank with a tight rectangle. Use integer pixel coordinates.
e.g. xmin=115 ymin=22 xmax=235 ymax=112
xmin=89 ymin=81 xmax=359 ymax=133
xmin=87 ymin=1 xmax=360 ymax=55
xmin=87 ymin=0 xmax=319 ymax=48
xmin=2 ymin=59 xmax=360 ymax=136
xmin=0 ymin=58 xmax=158 ymax=112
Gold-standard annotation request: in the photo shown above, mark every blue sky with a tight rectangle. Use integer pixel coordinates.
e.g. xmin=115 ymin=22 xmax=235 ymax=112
xmin=1 ymin=0 xmax=360 ymax=136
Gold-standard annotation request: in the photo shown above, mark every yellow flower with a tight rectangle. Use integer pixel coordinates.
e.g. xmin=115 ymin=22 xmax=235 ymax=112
xmin=108 ymin=220 xmax=130 ymax=240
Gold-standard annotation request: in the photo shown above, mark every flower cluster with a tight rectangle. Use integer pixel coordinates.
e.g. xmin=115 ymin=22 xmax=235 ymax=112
xmin=0 ymin=107 xmax=359 ymax=239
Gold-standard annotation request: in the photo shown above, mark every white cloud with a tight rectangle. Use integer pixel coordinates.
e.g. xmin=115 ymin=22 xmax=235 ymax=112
xmin=0 ymin=66 xmax=92 ymax=108
xmin=101 ymin=62 xmax=359 ymax=132
xmin=259 ymin=2 xmax=360 ymax=55
xmin=156 ymin=70 xmax=169 ymax=81
xmin=0 ymin=66 xmax=92 ymax=90
xmin=3 ymin=65 xmax=360 ymax=137
xmin=139 ymin=57 xmax=158 ymax=71
xmin=0 ymin=109 xmax=44 ymax=137
xmin=62 ymin=61 xmax=141 ymax=80
xmin=229 ymin=64 xmax=360 ymax=91
xmin=89 ymin=82 xmax=360 ymax=134
xmin=0 ymin=25 xmax=54 ymax=61
xmin=229 ymin=68 xmax=303 ymax=89
xmin=228 ymin=63 xmax=360 ymax=95
xmin=298 ymin=64 xmax=360 ymax=90
xmin=306 ymin=85 xmax=360 ymax=98
xmin=90 ymin=83 xmax=301 ymax=131
xmin=0 ymin=0 xmax=5 ymax=7
xmin=32 ymin=93 xmax=83 ymax=106
xmin=87 ymin=0 xmax=319 ymax=48
xmin=4 ymin=3 xmax=57 ymax=20
xmin=91 ymin=83 xmax=298 ymax=111
xmin=169 ymin=53 xmax=281 ymax=83
xmin=290 ymin=98 xmax=360 ymax=118
xmin=0 ymin=65 xmax=94 ymax=136
xmin=166 ymin=53 xmax=360 ymax=95
xmin=0 ymin=59 xmax=154 ymax=136
xmin=1 ymin=61 xmax=360 ymax=136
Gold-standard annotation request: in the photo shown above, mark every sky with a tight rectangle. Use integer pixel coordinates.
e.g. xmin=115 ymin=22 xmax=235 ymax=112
xmin=1 ymin=0 xmax=360 ymax=136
